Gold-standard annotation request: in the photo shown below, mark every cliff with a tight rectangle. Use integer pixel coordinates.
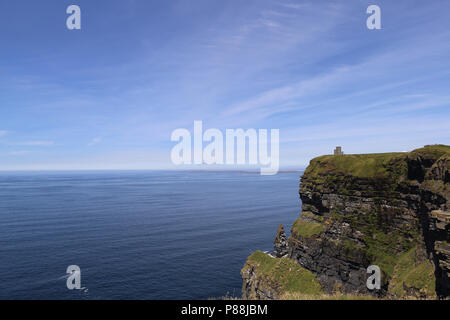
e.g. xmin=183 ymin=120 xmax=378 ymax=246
xmin=241 ymin=145 xmax=450 ymax=299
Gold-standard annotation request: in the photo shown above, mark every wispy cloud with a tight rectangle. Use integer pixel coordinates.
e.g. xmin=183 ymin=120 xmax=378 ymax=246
xmin=220 ymin=66 xmax=351 ymax=119
xmin=15 ymin=141 xmax=54 ymax=146
xmin=8 ymin=150 xmax=30 ymax=155
xmin=278 ymin=2 xmax=309 ymax=10
xmin=88 ymin=137 xmax=102 ymax=146
xmin=0 ymin=1 xmax=449 ymax=170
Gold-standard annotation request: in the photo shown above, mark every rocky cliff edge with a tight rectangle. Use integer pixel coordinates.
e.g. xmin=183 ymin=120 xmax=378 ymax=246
xmin=241 ymin=145 xmax=450 ymax=299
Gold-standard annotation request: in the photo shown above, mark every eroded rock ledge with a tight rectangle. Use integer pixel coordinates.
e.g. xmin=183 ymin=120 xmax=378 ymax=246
xmin=242 ymin=145 xmax=450 ymax=299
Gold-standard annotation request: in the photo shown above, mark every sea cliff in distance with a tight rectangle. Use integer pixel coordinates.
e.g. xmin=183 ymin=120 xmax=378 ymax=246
xmin=241 ymin=145 xmax=450 ymax=300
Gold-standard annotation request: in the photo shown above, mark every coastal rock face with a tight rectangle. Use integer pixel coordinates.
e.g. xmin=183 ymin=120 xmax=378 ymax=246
xmin=242 ymin=145 xmax=450 ymax=299
xmin=241 ymin=262 xmax=281 ymax=300
xmin=430 ymin=210 xmax=450 ymax=295
xmin=241 ymin=251 xmax=322 ymax=300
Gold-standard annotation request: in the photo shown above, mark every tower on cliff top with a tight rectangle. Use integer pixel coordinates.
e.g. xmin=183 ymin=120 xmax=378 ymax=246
xmin=334 ymin=146 xmax=344 ymax=156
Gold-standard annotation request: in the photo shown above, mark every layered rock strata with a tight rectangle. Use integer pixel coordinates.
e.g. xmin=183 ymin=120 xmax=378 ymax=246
xmin=242 ymin=145 xmax=450 ymax=299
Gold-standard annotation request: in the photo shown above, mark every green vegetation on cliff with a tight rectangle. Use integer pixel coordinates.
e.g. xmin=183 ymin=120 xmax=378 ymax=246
xmin=305 ymin=152 xmax=407 ymax=180
xmin=244 ymin=251 xmax=323 ymax=295
xmin=291 ymin=218 xmax=325 ymax=237
xmin=242 ymin=145 xmax=449 ymax=300
xmin=280 ymin=292 xmax=377 ymax=300
xmin=388 ymin=246 xmax=436 ymax=298
xmin=304 ymin=144 xmax=450 ymax=182
xmin=330 ymin=209 xmax=420 ymax=278
xmin=409 ymin=144 xmax=450 ymax=159
xmin=300 ymin=144 xmax=450 ymax=282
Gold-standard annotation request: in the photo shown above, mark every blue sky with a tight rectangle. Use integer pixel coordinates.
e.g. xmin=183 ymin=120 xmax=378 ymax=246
xmin=1 ymin=0 xmax=449 ymax=170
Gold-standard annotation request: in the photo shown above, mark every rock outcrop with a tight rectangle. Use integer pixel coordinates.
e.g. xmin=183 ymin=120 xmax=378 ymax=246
xmin=273 ymin=224 xmax=289 ymax=258
xmin=430 ymin=210 xmax=450 ymax=295
xmin=242 ymin=145 xmax=450 ymax=299
xmin=241 ymin=251 xmax=322 ymax=300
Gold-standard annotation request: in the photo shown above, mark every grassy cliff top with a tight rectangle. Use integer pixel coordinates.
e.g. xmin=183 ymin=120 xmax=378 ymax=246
xmin=291 ymin=217 xmax=325 ymax=237
xmin=409 ymin=144 xmax=450 ymax=159
xmin=304 ymin=144 xmax=450 ymax=179
xmin=244 ymin=251 xmax=323 ymax=295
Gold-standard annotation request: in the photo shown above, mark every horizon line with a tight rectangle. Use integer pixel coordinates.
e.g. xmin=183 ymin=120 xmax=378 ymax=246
xmin=0 ymin=168 xmax=306 ymax=173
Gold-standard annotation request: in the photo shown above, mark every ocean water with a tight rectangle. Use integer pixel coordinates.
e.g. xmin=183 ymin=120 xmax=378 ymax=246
xmin=0 ymin=171 xmax=302 ymax=300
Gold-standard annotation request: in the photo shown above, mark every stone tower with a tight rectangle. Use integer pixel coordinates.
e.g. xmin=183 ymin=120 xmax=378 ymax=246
xmin=334 ymin=146 xmax=344 ymax=156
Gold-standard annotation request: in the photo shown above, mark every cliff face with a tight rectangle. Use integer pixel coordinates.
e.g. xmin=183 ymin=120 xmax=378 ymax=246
xmin=241 ymin=145 xmax=450 ymax=299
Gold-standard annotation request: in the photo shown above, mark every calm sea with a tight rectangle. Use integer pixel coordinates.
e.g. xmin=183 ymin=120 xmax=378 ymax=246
xmin=0 ymin=171 xmax=301 ymax=299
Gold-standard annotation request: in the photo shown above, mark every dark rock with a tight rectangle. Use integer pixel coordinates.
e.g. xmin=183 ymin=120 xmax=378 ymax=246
xmin=274 ymin=224 xmax=289 ymax=257
xmin=242 ymin=145 xmax=450 ymax=299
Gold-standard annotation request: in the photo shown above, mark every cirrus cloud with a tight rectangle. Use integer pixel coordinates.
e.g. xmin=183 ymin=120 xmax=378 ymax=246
xmin=15 ymin=141 xmax=54 ymax=146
